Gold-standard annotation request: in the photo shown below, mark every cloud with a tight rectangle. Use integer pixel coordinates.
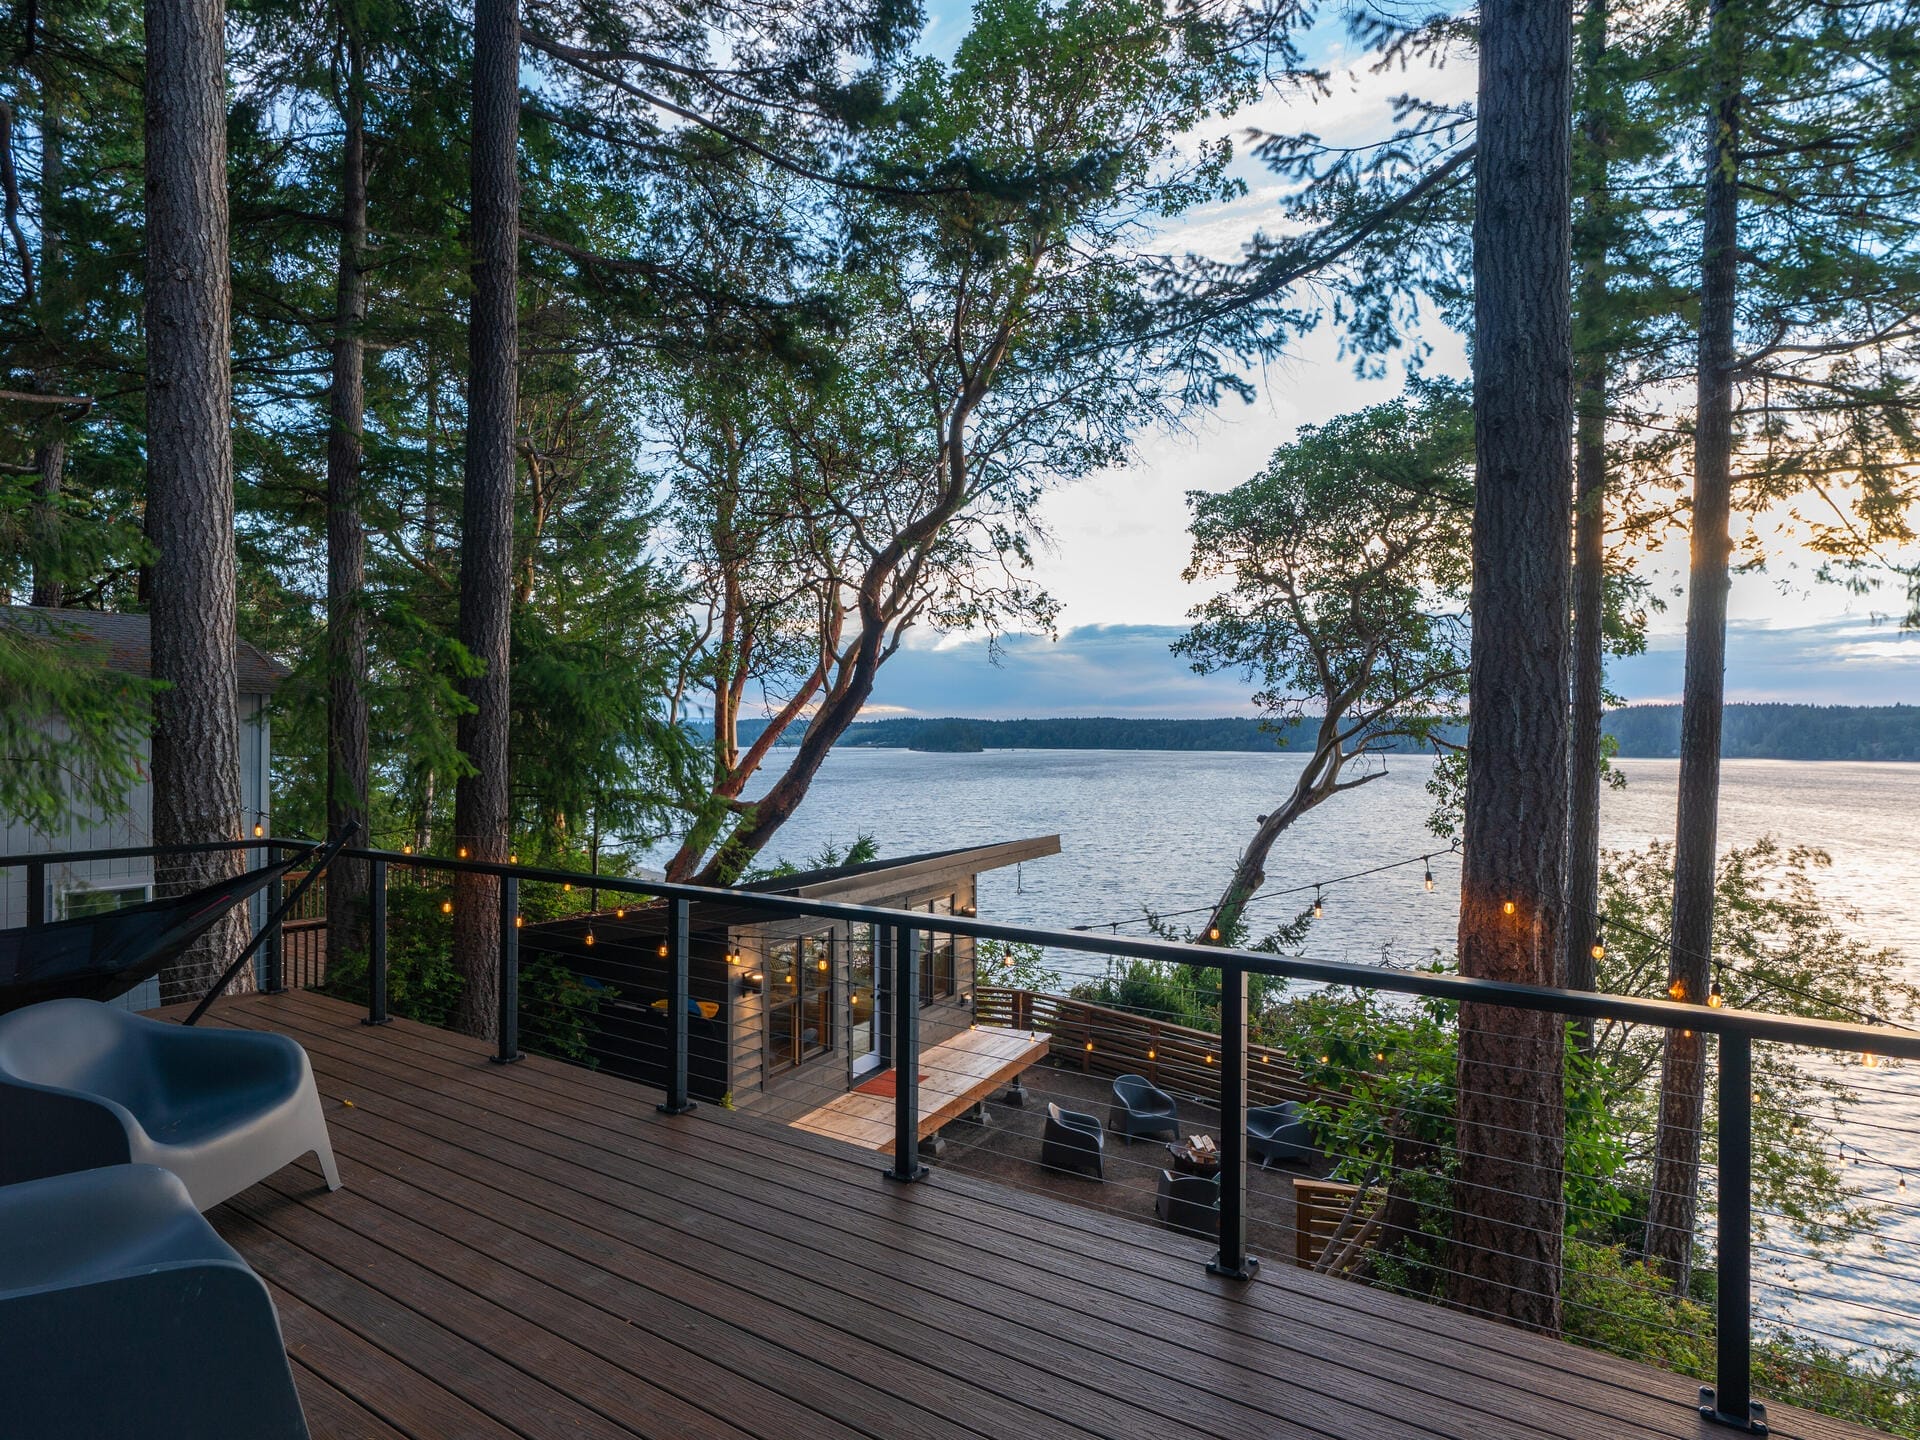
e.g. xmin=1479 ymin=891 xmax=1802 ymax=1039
xmin=845 ymin=617 xmax=1920 ymax=720
xmin=861 ymin=625 xmax=1256 ymax=719
xmin=1608 ymin=618 xmax=1920 ymax=705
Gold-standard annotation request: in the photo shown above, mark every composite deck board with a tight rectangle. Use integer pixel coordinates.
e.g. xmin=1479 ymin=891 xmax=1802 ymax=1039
xmin=170 ymin=990 xmax=1887 ymax=1440
xmin=250 ymin=999 xmax=1695 ymax=1440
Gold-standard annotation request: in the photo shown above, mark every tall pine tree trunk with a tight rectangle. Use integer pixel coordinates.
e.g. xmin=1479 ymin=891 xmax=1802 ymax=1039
xmin=1646 ymin=0 xmax=1742 ymax=1288
xmin=325 ymin=23 xmax=372 ymax=971
xmin=146 ymin=0 xmax=248 ymax=1003
xmin=30 ymin=61 xmax=66 ymax=608
xmin=1448 ymin=0 xmax=1574 ymax=1336
xmin=450 ymin=0 xmax=519 ymax=1039
xmin=1564 ymin=0 xmax=1611 ymax=1010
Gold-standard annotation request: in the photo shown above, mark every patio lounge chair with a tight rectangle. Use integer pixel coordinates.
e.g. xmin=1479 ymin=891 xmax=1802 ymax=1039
xmin=1247 ymin=1101 xmax=1317 ymax=1169
xmin=0 ymin=997 xmax=341 ymax=1210
xmin=0 ymin=1164 xmax=310 ymax=1438
xmin=1109 ymin=1072 xmax=1179 ymax=1142
xmin=1041 ymin=1101 xmax=1105 ymax=1179
xmin=1155 ymin=1168 xmax=1221 ymax=1237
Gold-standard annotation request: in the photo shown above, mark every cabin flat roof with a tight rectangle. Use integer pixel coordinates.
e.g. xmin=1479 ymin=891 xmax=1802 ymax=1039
xmin=165 ymin=990 xmax=1883 ymax=1440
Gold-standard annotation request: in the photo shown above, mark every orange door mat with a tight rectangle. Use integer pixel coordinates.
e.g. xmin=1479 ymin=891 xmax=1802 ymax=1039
xmin=853 ymin=1070 xmax=927 ymax=1099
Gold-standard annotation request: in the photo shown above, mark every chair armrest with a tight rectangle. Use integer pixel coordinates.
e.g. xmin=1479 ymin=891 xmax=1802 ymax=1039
xmin=0 ymin=1080 xmax=136 ymax=1188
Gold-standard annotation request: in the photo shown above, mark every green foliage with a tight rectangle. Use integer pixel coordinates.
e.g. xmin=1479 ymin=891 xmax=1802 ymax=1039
xmin=978 ymin=938 xmax=1063 ymax=996
xmin=744 ymin=832 xmax=882 ymax=881
xmin=321 ymin=882 xmax=464 ymax=1028
xmin=0 ymin=618 xmax=156 ymax=834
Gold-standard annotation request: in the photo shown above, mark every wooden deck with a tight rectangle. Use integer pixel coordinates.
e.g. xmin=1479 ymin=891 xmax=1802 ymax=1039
xmin=174 ymin=989 xmax=1883 ymax=1440
xmin=789 ymin=1023 xmax=1051 ymax=1153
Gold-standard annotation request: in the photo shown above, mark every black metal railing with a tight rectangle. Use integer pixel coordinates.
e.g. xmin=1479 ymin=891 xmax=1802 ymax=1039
xmin=10 ymin=835 xmax=1920 ymax=1435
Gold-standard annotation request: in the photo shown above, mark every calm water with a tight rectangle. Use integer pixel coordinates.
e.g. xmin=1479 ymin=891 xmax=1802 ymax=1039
xmin=687 ymin=748 xmax=1920 ymax=1352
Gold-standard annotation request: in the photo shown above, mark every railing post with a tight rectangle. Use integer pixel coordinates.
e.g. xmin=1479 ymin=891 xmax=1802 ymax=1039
xmin=26 ymin=859 xmax=45 ymax=929
xmin=658 ymin=897 xmax=695 ymax=1115
xmin=1702 ymin=1030 xmax=1765 ymax=1431
xmin=363 ymin=859 xmax=389 ymax=1026
xmin=261 ymin=845 xmax=285 ymax=994
xmin=885 ymin=923 xmax=928 ymax=1182
xmin=492 ymin=873 xmax=521 ymax=1063
xmin=1210 ymin=959 xmax=1259 ymax=1280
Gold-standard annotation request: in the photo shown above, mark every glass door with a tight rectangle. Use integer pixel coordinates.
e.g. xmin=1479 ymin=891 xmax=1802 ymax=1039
xmin=848 ymin=924 xmax=879 ymax=1077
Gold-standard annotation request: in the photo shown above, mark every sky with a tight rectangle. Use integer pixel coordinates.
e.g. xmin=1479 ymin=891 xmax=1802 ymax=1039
xmin=853 ymin=3 xmax=1920 ymax=719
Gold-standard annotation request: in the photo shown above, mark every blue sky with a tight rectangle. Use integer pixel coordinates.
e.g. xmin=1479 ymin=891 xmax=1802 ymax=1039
xmin=849 ymin=3 xmax=1920 ymax=718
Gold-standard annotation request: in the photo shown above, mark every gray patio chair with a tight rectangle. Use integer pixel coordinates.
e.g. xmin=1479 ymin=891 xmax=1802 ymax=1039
xmin=1108 ymin=1072 xmax=1179 ymax=1142
xmin=1041 ymin=1101 xmax=1105 ymax=1179
xmin=0 ymin=1164 xmax=310 ymax=1438
xmin=1247 ymin=1100 xmax=1317 ymax=1169
xmin=1154 ymin=1168 xmax=1221 ymax=1237
xmin=0 ymin=997 xmax=341 ymax=1210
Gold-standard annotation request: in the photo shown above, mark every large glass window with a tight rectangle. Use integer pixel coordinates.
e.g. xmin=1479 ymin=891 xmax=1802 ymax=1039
xmin=767 ymin=931 xmax=833 ymax=1073
xmin=919 ymin=896 xmax=956 ymax=1008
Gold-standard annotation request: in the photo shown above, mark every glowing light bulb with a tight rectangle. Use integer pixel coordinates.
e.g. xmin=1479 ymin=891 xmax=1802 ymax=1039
xmin=1319 ymin=1054 xmax=1330 ymax=1066
xmin=402 ymin=844 xmax=414 ymax=855
xmin=616 ymin=908 xmax=627 ymax=919
xmin=657 ymin=944 xmax=668 ymax=958
xmin=1207 ymin=926 xmax=1220 ymax=941
xmin=1085 ymin=1040 xmax=1094 ymax=1052
xmin=585 ymin=930 xmax=595 ymax=946
xmin=1204 ymin=1053 xmax=1213 ymax=1064
xmin=253 ymin=822 xmax=264 ymax=838
xmin=1423 ymin=867 xmax=1434 ymax=893
xmin=509 ymin=853 xmax=518 ymax=864
xmin=563 ymin=883 xmax=572 ymax=892
xmin=458 ymin=847 xmax=468 ymax=859
xmin=817 ymin=959 xmax=829 ymax=972
xmin=1707 ymin=983 xmax=1724 ymax=1008
xmin=1502 ymin=900 xmax=1516 ymax=916
xmin=441 ymin=900 xmax=453 ymax=915
xmin=1312 ymin=890 xmax=1324 ymax=920
xmin=1147 ymin=1048 xmax=1156 ymax=1060
xmin=514 ymin=914 xmax=523 ymax=928
xmin=1591 ymin=941 xmax=1605 ymax=961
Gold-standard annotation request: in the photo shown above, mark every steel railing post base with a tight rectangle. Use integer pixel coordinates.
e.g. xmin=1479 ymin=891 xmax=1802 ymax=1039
xmin=1700 ymin=1389 xmax=1767 ymax=1434
xmin=488 ymin=1052 xmax=523 ymax=1065
xmin=1207 ymin=1254 xmax=1260 ymax=1282
xmin=881 ymin=1164 xmax=930 ymax=1184
xmin=657 ymin=1100 xmax=697 ymax=1116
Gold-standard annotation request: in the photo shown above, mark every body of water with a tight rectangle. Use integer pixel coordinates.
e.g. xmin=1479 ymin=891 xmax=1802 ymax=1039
xmin=686 ymin=747 xmax=1920 ymax=1354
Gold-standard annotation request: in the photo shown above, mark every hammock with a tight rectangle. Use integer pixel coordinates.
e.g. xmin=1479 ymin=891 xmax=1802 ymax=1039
xmin=0 ymin=855 xmax=304 ymax=1014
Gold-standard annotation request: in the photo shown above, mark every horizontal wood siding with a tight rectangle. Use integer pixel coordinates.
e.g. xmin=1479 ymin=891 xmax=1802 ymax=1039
xmin=976 ymin=986 xmax=1317 ymax=1108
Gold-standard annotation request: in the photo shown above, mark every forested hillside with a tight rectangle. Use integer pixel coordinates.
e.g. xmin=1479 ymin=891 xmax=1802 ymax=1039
xmin=731 ymin=705 xmax=1920 ymax=759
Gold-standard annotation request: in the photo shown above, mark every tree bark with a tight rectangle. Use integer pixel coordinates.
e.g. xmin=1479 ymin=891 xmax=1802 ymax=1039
xmin=325 ymin=22 xmax=372 ymax=973
xmin=1449 ymin=0 xmax=1574 ymax=1336
xmin=1564 ymin=0 xmax=1611 ymax=1011
xmin=450 ymin=0 xmax=520 ymax=1039
xmin=146 ymin=0 xmax=248 ymax=1003
xmin=1646 ymin=0 xmax=1742 ymax=1289
xmin=30 ymin=59 xmax=65 ymax=609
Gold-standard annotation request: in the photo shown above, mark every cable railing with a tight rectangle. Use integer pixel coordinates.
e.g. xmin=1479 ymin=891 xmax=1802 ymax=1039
xmin=10 ymin=835 xmax=1920 ymax=1436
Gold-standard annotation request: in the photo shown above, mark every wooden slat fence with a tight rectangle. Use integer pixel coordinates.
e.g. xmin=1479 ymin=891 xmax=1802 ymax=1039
xmin=1293 ymin=1177 xmax=1383 ymax=1274
xmin=975 ymin=985 xmax=1316 ymax=1109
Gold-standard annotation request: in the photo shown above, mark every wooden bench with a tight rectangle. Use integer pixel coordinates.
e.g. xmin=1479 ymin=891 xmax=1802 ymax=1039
xmin=790 ymin=1025 xmax=1052 ymax=1154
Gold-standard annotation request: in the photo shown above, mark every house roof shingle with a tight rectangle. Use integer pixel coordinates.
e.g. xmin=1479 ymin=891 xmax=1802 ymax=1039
xmin=2 ymin=606 xmax=286 ymax=694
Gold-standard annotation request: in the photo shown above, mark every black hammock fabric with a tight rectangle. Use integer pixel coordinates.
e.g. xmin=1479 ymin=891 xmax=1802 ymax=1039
xmin=0 ymin=856 xmax=302 ymax=1014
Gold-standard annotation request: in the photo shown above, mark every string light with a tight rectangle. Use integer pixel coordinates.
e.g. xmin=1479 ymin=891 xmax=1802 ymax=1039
xmin=458 ymin=847 xmax=468 ymax=859
xmin=616 ymin=908 xmax=627 ymax=919
xmin=252 ymin=822 xmax=265 ymax=838
xmin=441 ymin=900 xmax=453 ymax=915
xmin=1707 ymin=980 xmax=1724 ymax=1009
xmin=1502 ymin=900 xmax=1516 ymax=916
xmin=1207 ymin=925 xmax=1221 ymax=941
xmin=514 ymin=914 xmax=523 ymax=929
xmin=509 ymin=853 xmax=518 ymax=864
xmin=585 ymin=929 xmax=595 ymax=947
xmin=402 ymin=844 xmax=414 ymax=855
xmin=1423 ymin=862 xmax=1434 ymax=893
xmin=563 ymin=883 xmax=573 ymax=892
xmin=1312 ymin=888 xmax=1324 ymax=920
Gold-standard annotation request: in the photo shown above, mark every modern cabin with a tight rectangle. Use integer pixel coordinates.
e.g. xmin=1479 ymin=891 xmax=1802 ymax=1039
xmin=530 ymin=835 xmax=1061 ymax=1120
xmin=0 ymin=607 xmax=282 ymax=1007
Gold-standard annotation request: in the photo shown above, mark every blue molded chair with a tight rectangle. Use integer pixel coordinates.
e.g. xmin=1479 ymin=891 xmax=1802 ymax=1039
xmin=1155 ymin=1168 xmax=1221 ymax=1237
xmin=0 ymin=997 xmax=340 ymax=1210
xmin=1109 ymin=1073 xmax=1179 ymax=1142
xmin=1248 ymin=1101 xmax=1317 ymax=1168
xmin=0 ymin=1164 xmax=310 ymax=1438
xmin=1041 ymin=1101 xmax=1105 ymax=1179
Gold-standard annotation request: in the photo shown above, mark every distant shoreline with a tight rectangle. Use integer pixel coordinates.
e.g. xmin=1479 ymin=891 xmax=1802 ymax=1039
xmin=712 ymin=704 xmax=1920 ymax=762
